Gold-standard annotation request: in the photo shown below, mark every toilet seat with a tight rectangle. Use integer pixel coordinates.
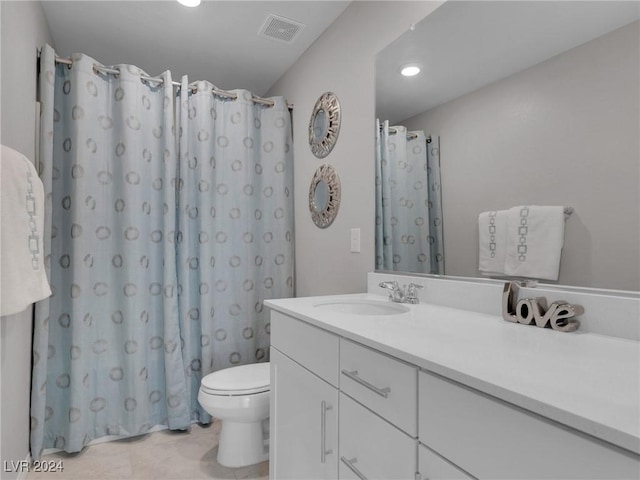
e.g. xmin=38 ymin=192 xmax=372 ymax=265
xmin=200 ymin=362 xmax=270 ymax=396
xmin=201 ymin=385 xmax=269 ymax=396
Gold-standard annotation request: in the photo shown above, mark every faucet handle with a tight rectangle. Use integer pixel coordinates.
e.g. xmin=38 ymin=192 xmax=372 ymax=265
xmin=405 ymin=283 xmax=424 ymax=303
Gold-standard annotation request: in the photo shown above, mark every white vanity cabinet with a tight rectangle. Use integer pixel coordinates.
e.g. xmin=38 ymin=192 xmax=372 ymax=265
xmin=267 ymin=302 xmax=640 ymax=480
xmin=270 ymin=312 xmax=418 ymax=480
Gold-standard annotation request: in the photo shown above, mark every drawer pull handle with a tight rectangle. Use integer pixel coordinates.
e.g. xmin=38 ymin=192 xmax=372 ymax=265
xmin=320 ymin=400 xmax=333 ymax=463
xmin=341 ymin=369 xmax=391 ymax=398
xmin=341 ymin=456 xmax=368 ymax=480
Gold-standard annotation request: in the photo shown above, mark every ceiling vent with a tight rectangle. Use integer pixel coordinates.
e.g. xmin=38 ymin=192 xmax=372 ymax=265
xmin=258 ymin=14 xmax=306 ymax=44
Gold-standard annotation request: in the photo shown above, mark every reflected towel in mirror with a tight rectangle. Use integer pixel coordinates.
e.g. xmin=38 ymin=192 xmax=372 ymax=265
xmin=504 ymin=205 xmax=566 ymax=281
xmin=479 ymin=205 xmax=567 ymax=281
xmin=478 ymin=210 xmax=508 ymax=275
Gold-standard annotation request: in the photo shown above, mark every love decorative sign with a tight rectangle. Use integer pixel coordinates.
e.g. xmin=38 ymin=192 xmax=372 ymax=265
xmin=502 ymin=282 xmax=583 ymax=332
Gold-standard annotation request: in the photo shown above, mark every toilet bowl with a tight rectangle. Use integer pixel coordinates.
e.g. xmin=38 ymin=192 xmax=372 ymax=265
xmin=198 ymin=362 xmax=270 ymax=468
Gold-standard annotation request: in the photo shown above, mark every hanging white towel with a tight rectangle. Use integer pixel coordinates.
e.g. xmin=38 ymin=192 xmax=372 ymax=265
xmin=504 ymin=205 xmax=566 ymax=281
xmin=1 ymin=145 xmax=51 ymax=316
xmin=478 ymin=210 xmax=508 ymax=275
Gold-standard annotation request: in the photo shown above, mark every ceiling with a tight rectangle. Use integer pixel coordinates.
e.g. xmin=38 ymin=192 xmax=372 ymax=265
xmin=41 ymin=0 xmax=350 ymax=96
xmin=376 ymin=1 xmax=640 ymax=124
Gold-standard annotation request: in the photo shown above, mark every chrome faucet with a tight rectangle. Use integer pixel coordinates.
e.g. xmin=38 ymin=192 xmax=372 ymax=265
xmin=378 ymin=281 xmax=423 ymax=304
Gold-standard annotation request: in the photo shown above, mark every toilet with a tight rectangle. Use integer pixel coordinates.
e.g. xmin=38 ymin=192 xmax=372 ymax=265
xmin=197 ymin=362 xmax=270 ymax=468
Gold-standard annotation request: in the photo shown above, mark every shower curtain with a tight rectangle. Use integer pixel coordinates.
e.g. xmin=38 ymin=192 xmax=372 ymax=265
xmin=176 ymin=79 xmax=293 ymax=422
xmin=30 ymin=45 xmax=293 ymax=456
xmin=375 ymin=120 xmax=444 ymax=274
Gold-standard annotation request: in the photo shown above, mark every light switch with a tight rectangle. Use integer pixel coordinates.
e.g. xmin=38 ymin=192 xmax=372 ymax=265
xmin=350 ymin=228 xmax=361 ymax=253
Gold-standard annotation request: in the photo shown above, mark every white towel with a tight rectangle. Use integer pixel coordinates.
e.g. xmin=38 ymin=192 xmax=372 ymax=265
xmin=478 ymin=210 xmax=508 ymax=275
xmin=1 ymin=145 xmax=51 ymax=316
xmin=504 ymin=205 xmax=566 ymax=281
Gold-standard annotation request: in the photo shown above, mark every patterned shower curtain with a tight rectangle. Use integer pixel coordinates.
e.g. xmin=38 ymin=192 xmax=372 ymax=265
xmin=30 ymin=45 xmax=293 ymax=456
xmin=176 ymin=79 xmax=293 ymax=422
xmin=375 ymin=120 xmax=444 ymax=274
xmin=31 ymin=45 xmax=189 ymax=457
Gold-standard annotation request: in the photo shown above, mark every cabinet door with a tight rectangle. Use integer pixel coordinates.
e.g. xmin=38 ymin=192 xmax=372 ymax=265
xmin=270 ymin=347 xmax=338 ymax=480
xmin=419 ymin=444 xmax=474 ymax=480
xmin=339 ymin=393 xmax=416 ymax=480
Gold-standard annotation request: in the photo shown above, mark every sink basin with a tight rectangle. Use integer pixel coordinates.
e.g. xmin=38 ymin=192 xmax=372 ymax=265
xmin=313 ymin=299 xmax=410 ymax=316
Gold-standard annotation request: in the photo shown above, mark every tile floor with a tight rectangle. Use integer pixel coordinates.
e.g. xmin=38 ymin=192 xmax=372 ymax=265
xmin=26 ymin=421 xmax=268 ymax=480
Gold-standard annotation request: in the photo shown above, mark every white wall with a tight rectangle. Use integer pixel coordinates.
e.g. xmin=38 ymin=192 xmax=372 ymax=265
xmin=267 ymin=1 xmax=442 ymax=296
xmin=403 ymin=21 xmax=639 ymax=291
xmin=1 ymin=1 xmax=54 ymax=476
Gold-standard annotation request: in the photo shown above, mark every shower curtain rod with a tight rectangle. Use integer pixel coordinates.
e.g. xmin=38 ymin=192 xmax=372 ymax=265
xmin=386 ymin=125 xmax=432 ymax=143
xmin=54 ymin=56 xmax=293 ymax=111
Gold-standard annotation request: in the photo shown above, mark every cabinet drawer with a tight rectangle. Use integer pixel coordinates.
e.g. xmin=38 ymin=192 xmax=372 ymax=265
xmin=270 ymin=311 xmax=339 ymax=386
xmin=419 ymin=371 xmax=640 ymax=479
xmin=339 ymin=393 xmax=416 ymax=480
xmin=419 ymin=444 xmax=473 ymax=480
xmin=340 ymin=339 xmax=417 ymax=436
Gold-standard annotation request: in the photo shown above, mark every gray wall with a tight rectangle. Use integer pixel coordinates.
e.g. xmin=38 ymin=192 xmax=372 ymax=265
xmin=404 ymin=21 xmax=639 ymax=291
xmin=267 ymin=1 xmax=442 ymax=296
xmin=1 ymin=1 xmax=54 ymax=475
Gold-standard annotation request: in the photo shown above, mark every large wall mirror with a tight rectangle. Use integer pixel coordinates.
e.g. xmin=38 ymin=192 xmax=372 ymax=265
xmin=375 ymin=1 xmax=640 ymax=291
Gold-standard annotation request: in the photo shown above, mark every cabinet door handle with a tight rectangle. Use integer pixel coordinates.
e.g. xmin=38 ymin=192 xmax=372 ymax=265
xmin=320 ymin=400 xmax=333 ymax=463
xmin=341 ymin=369 xmax=391 ymax=398
xmin=341 ymin=456 xmax=368 ymax=480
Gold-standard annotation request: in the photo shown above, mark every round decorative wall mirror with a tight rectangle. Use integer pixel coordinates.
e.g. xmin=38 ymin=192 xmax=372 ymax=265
xmin=309 ymin=164 xmax=341 ymax=228
xmin=309 ymin=92 xmax=341 ymax=159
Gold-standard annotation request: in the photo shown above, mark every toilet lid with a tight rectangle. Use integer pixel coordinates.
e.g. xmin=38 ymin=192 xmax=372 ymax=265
xmin=201 ymin=362 xmax=270 ymax=395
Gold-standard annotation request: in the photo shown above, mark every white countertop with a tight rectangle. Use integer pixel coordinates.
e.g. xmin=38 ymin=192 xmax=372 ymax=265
xmin=265 ymin=293 xmax=640 ymax=455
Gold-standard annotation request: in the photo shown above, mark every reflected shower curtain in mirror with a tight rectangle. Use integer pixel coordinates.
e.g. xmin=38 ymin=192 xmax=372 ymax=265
xmin=176 ymin=79 xmax=293 ymax=422
xmin=31 ymin=45 xmax=189 ymax=458
xmin=375 ymin=120 xmax=444 ymax=274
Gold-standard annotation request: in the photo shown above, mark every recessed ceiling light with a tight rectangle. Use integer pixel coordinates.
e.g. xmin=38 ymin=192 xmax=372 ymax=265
xmin=177 ymin=0 xmax=201 ymax=7
xmin=401 ymin=66 xmax=421 ymax=77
